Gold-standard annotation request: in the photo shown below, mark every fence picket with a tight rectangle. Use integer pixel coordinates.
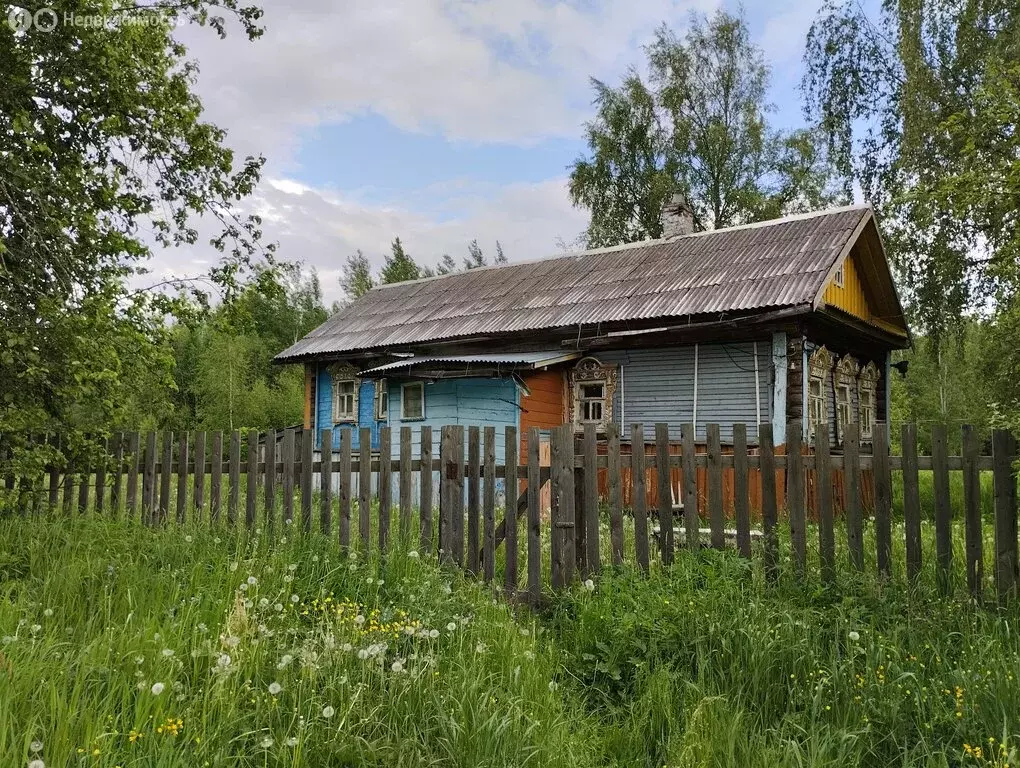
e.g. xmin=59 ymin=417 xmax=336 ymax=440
xmin=77 ymin=455 xmax=90 ymax=515
xmin=550 ymin=425 xmax=574 ymax=588
xmin=483 ymin=426 xmax=496 ymax=583
xmin=815 ymin=423 xmax=834 ymax=584
xmin=873 ymin=422 xmax=892 ymax=578
xmin=246 ymin=429 xmax=259 ymax=529
xmin=504 ymin=426 xmax=518 ymax=594
xmin=110 ymin=431 xmax=124 ymax=518
xmin=631 ymin=424 xmax=650 ymax=571
xmin=453 ymin=426 xmax=465 ymax=567
xmin=339 ymin=429 xmax=352 ymax=548
xmin=992 ymin=429 xmax=1018 ymax=605
xmin=47 ymin=435 xmax=60 ymax=513
xmin=126 ymin=432 xmax=140 ymax=519
xmin=209 ymin=431 xmax=223 ymax=524
xmin=159 ymin=430 xmax=172 ymax=523
xmin=62 ymin=460 xmax=75 ymax=517
xmin=399 ymin=427 xmax=412 ymax=539
xmin=282 ymin=428 xmax=295 ymax=527
xmin=177 ymin=431 xmax=189 ymax=524
xmin=527 ymin=427 xmax=541 ymax=602
xmin=607 ymin=422 xmax=622 ymax=567
xmin=143 ymin=430 xmax=157 ymax=523
xmin=932 ymin=424 xmax=952 ymax=593
xmin=787 ymin=422 xmax=805 ymax=574
xmin=655 ymin=423 xmax=673 ymax=564
xmin=681 ymin=423 xmax=698 ymax=551
xmin=420 ymin=426 xmax=433 ymax=552
xmin=962 ymin=425 xmax=982 ymax=600
xmin=901 ymin=422 xmax=921 ymax=580
xmin=300 ymin=428 xmax=314 ymax=535
xmin=439 ymin=426 xmax=455 ymax=563
xmin=378 ymin=427 xmax=392 ymax=551
xmin=733 ymin=423 xmax=750 ymax=558
xmin=759 ymin=423 xmax=778 ymax=582
xmin=227 ymin=430 xmax=240 ymax=526
xmin=321 ymin=429 xmax=333 ymax=536
xmin=707 ymin=423 xmax=724 ymax=550
xmin=467 ymin=426 xmax=480 ymax=575
xmin=583 ymin=423 xmax=601 ymax=574
xmin=844 ymin=423 xmax=863 ymax=571
xmin=359 ymin=427 xmax=371 ymax=550
xmin=193 ymin=431 xmax=206 ymax=520
xmin=94 ymin=438 xmax=108 ymax=516
xmin=264 ymin=429 xmax=276 ymax=534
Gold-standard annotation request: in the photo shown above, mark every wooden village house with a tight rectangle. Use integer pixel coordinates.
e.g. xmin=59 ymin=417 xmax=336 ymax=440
xmin=274 ymin=201 xmax=910 ymax=512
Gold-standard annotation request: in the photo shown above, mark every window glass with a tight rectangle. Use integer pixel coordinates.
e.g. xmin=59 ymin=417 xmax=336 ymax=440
xmin=402 ymin=383 xmax=424 ymax=420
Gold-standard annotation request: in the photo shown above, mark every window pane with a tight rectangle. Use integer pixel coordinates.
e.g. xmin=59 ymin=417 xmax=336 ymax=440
xmin=582 ymin=383 xmax=604 ymax=399
xmin=403 ymin=385 xmax=423 ymax=419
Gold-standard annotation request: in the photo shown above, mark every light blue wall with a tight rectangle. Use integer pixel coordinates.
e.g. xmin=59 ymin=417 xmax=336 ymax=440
xmin=315 ymin=367 xmax=381 ymax=451
xmin=600 ymin=341 xmax=773 ymax=443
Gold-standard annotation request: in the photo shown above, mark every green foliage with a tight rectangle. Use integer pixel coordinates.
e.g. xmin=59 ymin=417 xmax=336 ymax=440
xmin=338 ymin=249 xmax=374 ymax=302
xmin=379 ymin=236 xmax=422 ymax=284
xmin=570 ymin=10 xmax=844 ymax=248
xmin=803 ymin=0 xmax=1020 ymax=344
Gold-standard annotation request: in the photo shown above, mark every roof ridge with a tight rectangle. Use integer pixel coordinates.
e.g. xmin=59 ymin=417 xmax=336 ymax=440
xmin=365 ymin=203 xmax=872 ymax=292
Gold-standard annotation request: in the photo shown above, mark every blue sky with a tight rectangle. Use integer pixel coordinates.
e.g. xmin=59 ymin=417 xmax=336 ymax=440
xmin=170 ymin=0 xmax=836 ymax=302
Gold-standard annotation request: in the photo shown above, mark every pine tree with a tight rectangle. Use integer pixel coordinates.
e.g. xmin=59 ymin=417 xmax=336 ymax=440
xmin=495 ymin=241 xmax=508 ymax=264
xmin=464 ymin=239 xmax=486 ymax=270
xmin=339 ymin=250 xmax=374 ymax=299
xmin=379 ymin=237 xmax=422 ymax=284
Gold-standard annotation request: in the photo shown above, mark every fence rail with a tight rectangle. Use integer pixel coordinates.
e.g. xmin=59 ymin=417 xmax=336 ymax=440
xmin=3 ymin=421 xmax=1018 ymax=604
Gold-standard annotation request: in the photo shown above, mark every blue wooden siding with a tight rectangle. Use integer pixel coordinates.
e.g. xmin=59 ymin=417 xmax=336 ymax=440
xmin=599 ymin=342 xmax=773 ymax=443
xmin=315 ymin=366 xmax=381 ymax=451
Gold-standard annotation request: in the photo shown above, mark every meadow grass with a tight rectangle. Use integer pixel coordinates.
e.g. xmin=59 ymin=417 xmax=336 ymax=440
xmin=2 ymin=515 xmax=1020 ymax=767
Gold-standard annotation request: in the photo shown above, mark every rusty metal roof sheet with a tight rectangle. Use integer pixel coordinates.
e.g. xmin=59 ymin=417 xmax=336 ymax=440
xmin=276 ymin=206 xmax=871 ymax=361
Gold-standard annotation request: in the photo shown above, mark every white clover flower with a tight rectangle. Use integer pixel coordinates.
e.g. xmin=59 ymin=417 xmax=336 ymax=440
xmin=354 ymin=615 xmax=366 ymax=625
xmin=583 ymin=579 xmax=595 ymax=591
xmin=213 ymin=537 xmax=221 ymax=544
xmin=260 ymin=736 xmax=273 ymax=748
xmin=288 ymin=563 xmax=298 ymax=572
xmin=322 ymin=705 xmax=336 ymax=719
xmin=229 ymin=562 xmax=238 ymax=572
xmin=184 ymin=535 xmax=193 ymax=543
xmin=150 ymin=682 xmax=165 ymax=695
xmin=216 ymin=653 xmax=231 ymax=668
xmin=442 ymin=583 xmax=452 ymax=595
xmin=224 ymin=635 xmax=240 ymax=648
xmin=366 ymin=577 xmax=374 ymax=585
xmin=475 ymin=642 xmax=487 ymax=654
xmin=341 ymin=642 xmax=353 ymax=652
xmin=289 ymin=594 xmax=300 ymax=604
xmin=197 ymin=623 xmax=207 ymax=633
xmin=29 ymin=760 xmax=45 ymax=768
xmin=161 ymin=648 xmax=174 ymax=657
xmin=280 ymin=536 xmax=288 ymax=543
xmin=277 ymin=654 xmax=294 ymax=669
xmin=428 ymin=629 xmax=440 ymax=639
xmin=548 ymin=680 xmax=558 ymax=692
xmin=312 ymin=555 xmax=319 ymax=563
xmin=42 ymin=609 xmax=53 ymax=618
xmin=446 ymin=622 xmax=457 ymax=632
xmin=134 ymin=656 xmax=144 ymax=665
xmin=29 ymin=740 xmax=43 ymax=753
xmin=30 ymin=624 xmax=41 ymax=634
xmin=391 ymin=659 xmax=405 ymax=673
xmin=848 ymin=631 xmax=861 ymax=642
xmin=286 ymin=736 xmax=298 ymax=747
xmin=408 ymin=550 xmax=419 ymax=559
xmin=268 ymin=682 xmax=282 ymax=695
xmin=283 ymin=574 xmax=294 ymax=583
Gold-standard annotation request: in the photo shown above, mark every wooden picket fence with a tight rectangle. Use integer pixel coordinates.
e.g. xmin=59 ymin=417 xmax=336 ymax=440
xmin=3 ymin=421 xmax=1019 ymax=604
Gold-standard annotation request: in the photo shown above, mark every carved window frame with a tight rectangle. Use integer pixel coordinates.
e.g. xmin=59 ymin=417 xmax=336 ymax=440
xmin=835 ymin=355 xmax=859 ymax=442
xmin=329 ymin=363 xmax=360 ymax=424
xmin=374 ymin=379 xmax=389 ymax=422
xmin=858 ymin=361 xmax=880 ymax=441
xmin=568 ymin=356 xmax=618 ymax=431
xmin=807 ymin=346 xmax=832 ymax=440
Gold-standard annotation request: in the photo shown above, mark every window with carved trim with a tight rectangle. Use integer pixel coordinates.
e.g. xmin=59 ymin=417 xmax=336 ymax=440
xmin=375 ymin=380 xmax=389 ymax=421
xmin=330 ymin=365 xmax=359 ymax=423
xmin=807 ymin=346 xmax=832 ymax=440
xmin=835 ymin=355 xmax=859 ymax=442
xmin=858 ymin=362 xmax=880 ymax=440
xmin=568 ymin=357 xmax=617 ymax=429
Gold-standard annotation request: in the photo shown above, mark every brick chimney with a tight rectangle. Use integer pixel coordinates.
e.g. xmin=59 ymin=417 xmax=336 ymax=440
xmin=661 ymin=193 xmax=694 ymax=238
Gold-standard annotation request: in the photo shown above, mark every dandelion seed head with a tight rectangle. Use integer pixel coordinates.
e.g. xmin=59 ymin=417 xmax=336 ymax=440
xmin=150 ymin=682 xmax=165 ymax=695
xmin=268 ymin=682 xmax=282 ymax=695
xmin=322 ymin=705 xmax=335 ymax=719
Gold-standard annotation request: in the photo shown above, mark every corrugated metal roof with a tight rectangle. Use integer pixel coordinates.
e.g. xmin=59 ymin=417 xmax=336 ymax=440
xmin=360 ymin=351 xmax=580 ymax=375
xmin=277 ymin=206 xmax=871 ymax=361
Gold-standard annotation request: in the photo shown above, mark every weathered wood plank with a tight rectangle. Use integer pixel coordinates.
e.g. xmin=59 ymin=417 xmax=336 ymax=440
xmin=504 ymin=426 xmax=518 ymax=594
xmin=62 ymin=460 xmax=76 ymax=518
xmin=467 ymin=426 xmax=480 ymax=575
xmin=320 ymin=430 xmax=333 ymax=536
xmin=815 ymin=423 xmax=834 ymax=584
xmin=527 ymin=427 xmax=541 ymax=601
xmin=110 ymin=432 xmax=124 ymax=518
xmin=143 ymin=430 xmax=158 ymax=524
xmin=399 ymin=426 xmax=412 ymax=539
xmin=246 ymin=429 xmax=259 ymax=529
xmin=452 ymin=426 xmax=465 ymax=567
xmin=759 ymin=423 xmax=778 ymax=582
xmin=550 ymin=425 xmax=574 ymax=589
xmin=681 ymin=423 xmax=698 ymax=550
xmin=439 ymin=426 xmax=455 ymax=562
xmin=77 ymin=453 xmax=90 ymax=515
xmin=209 ymin=431 xmax=223 ymax=524
xmin=263 ymin=429 xmax=276 ymax=533
xmin=126 ymin=431 xmax=140 ymax=519
xmin=227 ymin=430 xmax=241 ymax=527
xmin=655 ymin=423 xmax=673 ymax=564
xmin=483 ymin=426 xmax=496 ymax=583
xmin=901 ymin=422 xmax=922 ymax=581
xmin=962 ymin=424 xmax=982 ymax=600
xmin=301 ymin=427 xmax=314 ymax=535
xmin=176 ymin=431 xmax=189 ymax=524
xmin=707 ymin=423 xmax=724 ymax=550
xmin=281 ymin=428 xmax=295 ymax=527
xmin=992 ymin=429 xmax=1018 ymax=605
xmin=873 ymin=422 xmax=892 ymax=578
xmin=47 ymin=435 xmax=60 ymax=513
xmin=378 ymin=426 xmax=392 ymax=551
xmin=583 ymin=423 xmax=601 ymax=574
xmin=193 ymin=431 xmax=206 ymax=520
xmin=359 ymin=427 xmax=372 ymax=550
xmin=419 ymin=426 xmax=433 ymax=552
xmin=607 ymin=421 xmax=623 ymax=567
xmin=932 ymin=423 xmax=952 ymax=593
xmin=159 ymin=430 xmax=173 ymax=523
xmin=732 ymin=423 xmax=750 ymax=558
xmin=843 ymin=423 xmax=863 ymax=571
xmin=631 ymin=423 xmax=650 ymax=572
xmin=787 ymin=422 xmax=805 ymax=574
xmin=94 ymin=437 xmax=108 ymax=516
xmin=339 ymin=429 xmax=353 ymax=548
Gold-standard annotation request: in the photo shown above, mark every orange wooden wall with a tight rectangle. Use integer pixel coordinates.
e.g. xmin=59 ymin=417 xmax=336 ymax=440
xmin=519 ymin=370 xmax=565 ymax=457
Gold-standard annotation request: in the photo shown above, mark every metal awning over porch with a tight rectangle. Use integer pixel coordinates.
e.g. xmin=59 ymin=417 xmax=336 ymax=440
xmin=359 ymin=351 xmax=579 ymax=378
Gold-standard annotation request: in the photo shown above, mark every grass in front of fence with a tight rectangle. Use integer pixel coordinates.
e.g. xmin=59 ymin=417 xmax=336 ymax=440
xmin=4 ymin=515 xmax=1020 ymax=767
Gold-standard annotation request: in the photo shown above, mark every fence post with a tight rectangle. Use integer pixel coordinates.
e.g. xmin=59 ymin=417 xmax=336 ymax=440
xmin=655 ymin=423 xmax=673 ymax=563
xmin=901 ymin=422 xmax=921 ymax=581
xmin=126 ymin=431 xmax=140 ymax=520
xmin=439 ymin=425 xmax=455 ymax=564
xmin=420 ymin=426 xmax=433 ymax=553
xmin=759 ymin=423 xmax=778 ymax=582
xmin=143 ymin=430 xmax=157 ymax=524
xmin=94 ymin=438 xmax=107 ymax=516
xmin=399 ymin=426 xmax=412 ymax=539
xmin=193 ymin=431 xmax=206 ymax=521
xmin=843 ymin=423 xmax=863 ymax=571
xmin=815 ymin=423 xmax=834 ymax=584
xmin=733 ymin=423 xmax=750 ymax=558
xmin=992 ymin=429 xmax=1018 ymax=605
xmin=606 ymin=422 xmax=622 ymax=567
xmin=77 ymin=447 xmax=90 ymax=515
xmin=962 ymin=425 xmax=983 ymax=600
xmin=527 ymin=427 xmax=541 ymax=602
xmin=550 ymin=424 xmax=575 ymax=588
xmin=227 ymin=430 xmax=240 ymax=527
xmin=263 ymin=429 xmax=276 ymax=534
xmin=209 ymin=431 xmax=223 ymax=525
xmin=110 ymin=432 xmax=124 ymax=518
xmin=321 ymin=429 xmax=333 ymax=536
xmin=873 ymin=422 xmax=892 ymax=579
xmin=339 ymin=429 xmax=352 ymax=549
xmin=583 ymin=423 xmax=601 ymax=574
xmin=159 ymin=430 xmax=173 ymax=524
xmin=301 ymin=427 xmax=314 ymax=535
xmin=932 ymin=423 xmax=952 ymax=594
xmin=358 ymin=427 xmax=371 ymax=550
xmin=246 ymin=430 xmax=259 ymax=530
xmin=483 ymin=426 xmax=496 ymax=583
xmin=681 ymin=423 xmax=698 ymax=551
xmin=787 ymin=421 xmax=806 ymax=574
xmin=453 ymin=426 xmax=465 ymax=567
xmin=281 ymin=428 xmax=295 ymax=527
xmin=176 ymin=431 xmax=189 ymax=524
xmin=467 ymin=426 xmax=480 ymax=575
xmin=504 ymin=426 xmax=518 ymax=594
xmin=707 ymin=423 xmax=724 ymax=550
xmin=378 ymin=426 xmax=392 ymax=552
xmin=631 ymin=424 xmax=650 ymax=571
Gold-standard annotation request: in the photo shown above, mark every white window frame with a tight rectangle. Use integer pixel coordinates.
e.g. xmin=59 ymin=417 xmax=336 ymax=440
xmin=574 ymin=380 xmax=607 ymax=425
xmin=807 ymin=346 xmax=832 ymax=440
xmin=858 ymin=361 xmax=880 ymax=441
xmin=332 ymin=378 xmax=357 ymax=423
xmin=375 ymin=380 xmax=389 ymax=422
xmin=835 ymin=355 xmax=860 ymax=442
xmin=400 ymin=381 xmax=425 ymax=421
xmin=833 ymin=263 xmax=845 ymax=288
